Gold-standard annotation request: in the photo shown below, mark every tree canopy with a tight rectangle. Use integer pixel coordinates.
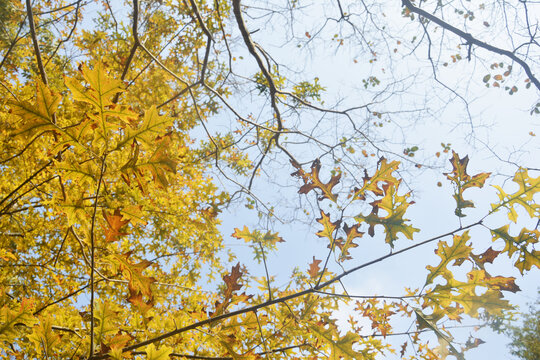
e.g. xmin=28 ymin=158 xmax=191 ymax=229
xmin=507 ymin=291 xmax=540 ymax=360
xmin=0 ymin=0 xmax=538 ymax=359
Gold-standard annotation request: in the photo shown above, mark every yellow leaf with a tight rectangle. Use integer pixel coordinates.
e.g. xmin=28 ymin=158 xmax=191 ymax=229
xmin=144 ymin=343 xmax=172 ymax=360
xmin=9 ymin=81 xmax=61 ymax=138
xmin=444 ymin=151 xmax=490 ymax=217
xmin=0 ymin=299 xmax=36 ymax=343
xmin=491 ymin=168 xmax=540 ymax=222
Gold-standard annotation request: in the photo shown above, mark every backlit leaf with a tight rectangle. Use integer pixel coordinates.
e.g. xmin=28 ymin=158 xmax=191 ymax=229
xmin=445 ymin=151 xmax=490 ymax=217
xmin=9 ymin=81 xmax=61 ymax=138
xmin=291 ymin=159 xmax=341 ymax=202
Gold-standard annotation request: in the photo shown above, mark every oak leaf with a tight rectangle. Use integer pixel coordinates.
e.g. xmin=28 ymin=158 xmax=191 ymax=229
xmin=291 ymin=159 xmax=341 ymax=202
xmin=356 ymin=181 xmax=418 ymax=247
xmin=0 ymin=299 xmax=36 ymax=343
xmin=28 ymin=315 xmax=61 ymax=357
xmin=9 ymin=81 xmax=61 ymax=138
xmin=491 ymin=225 xmax=540 ymax=273
xmin=108 ymin=252 xmax=156 ymax=298
xmin=102 ymin=209 xmax=130 ymax=242
xmin=145 ymin=343 xmax=172 ymax=360
xmin=354 ymin=157 xmax=400 ymax=199
xmin=444 ymin=151 xmax=490 ymax=217
xmin=308 ymin=256 xmax=322 ymax=278
xmin=491 ymin=167 xmax=540 ymax=222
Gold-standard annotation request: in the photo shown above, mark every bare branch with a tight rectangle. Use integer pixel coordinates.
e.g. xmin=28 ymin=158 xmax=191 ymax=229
xmin=401 ymin=0 xmax=540 ymax=91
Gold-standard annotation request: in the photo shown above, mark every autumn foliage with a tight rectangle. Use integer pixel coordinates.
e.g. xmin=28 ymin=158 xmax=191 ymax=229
xmin=0 ymin=1 xmax=539 ymax=359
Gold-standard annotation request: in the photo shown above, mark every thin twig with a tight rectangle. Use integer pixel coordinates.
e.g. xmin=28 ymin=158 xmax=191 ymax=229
xmin=93 ymin=221 xmax=481 ymax=357
xmin=402 ymin=0 xmax=540 ymax=91
xmin=89 ymin=157 xmax=107 ymax=358
xmin=26 ymin=0 xmax=48 ymax=85
xmin=258 ymin=242 xmax=272 ymax=301
xmin=254 ymin=310 xmax=270 ymax=359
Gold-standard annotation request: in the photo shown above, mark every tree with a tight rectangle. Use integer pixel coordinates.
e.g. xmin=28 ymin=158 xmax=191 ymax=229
xmin=507 ymin=292 xmax=540 ymax=360
xmin=0 ymin=0 xmax=538 ymax=359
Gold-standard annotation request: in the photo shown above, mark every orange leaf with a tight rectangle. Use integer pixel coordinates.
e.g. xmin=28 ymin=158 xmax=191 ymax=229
xmin=308 ymin=257 xmax=322 ymax=278
xmin=102 ymin=209 xmax=130 ymax=242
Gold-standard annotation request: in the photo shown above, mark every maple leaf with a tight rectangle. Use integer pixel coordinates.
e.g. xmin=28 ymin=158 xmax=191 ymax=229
xmin=102 ymin=209 xmax=130 ymax=242
xmin=354 ymin=157 xmax=400 ymax=199
xmin=9 ymin=80 xmax=61 ymax=138
xmin=444 ymin=151 xmax=490 ymax=217
xmin=291 ymin=159 xmax=341 ymax=202
xmin=356 ymin=181 xmax=418 ymax=247
xmin=491 ymin=167 xmax=540 ymax=222
xmin=308 ymin=256 xmax=322 ymax=278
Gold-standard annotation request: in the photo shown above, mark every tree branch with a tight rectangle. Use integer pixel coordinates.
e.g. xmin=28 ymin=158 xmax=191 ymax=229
xmin=93 ymin=221 xmax=481 ymax=358
xmin=25 ymin=0 xmax=48 ymax=85
xmin=401 ymin=0 xmax=540 ymax=91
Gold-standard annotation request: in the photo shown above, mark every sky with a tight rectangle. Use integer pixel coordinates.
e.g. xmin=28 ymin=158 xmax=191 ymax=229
xmin=212 ymin=1 xmax=540 ymax=359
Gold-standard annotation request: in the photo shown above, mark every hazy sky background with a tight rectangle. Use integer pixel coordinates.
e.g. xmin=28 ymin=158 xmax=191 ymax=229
xmin=213 ymin=1 xmax=540 ymax=359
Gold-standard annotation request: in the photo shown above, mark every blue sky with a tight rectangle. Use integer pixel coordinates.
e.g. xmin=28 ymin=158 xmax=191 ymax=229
xmin=211 ymin=1 xmax=540 ymax=358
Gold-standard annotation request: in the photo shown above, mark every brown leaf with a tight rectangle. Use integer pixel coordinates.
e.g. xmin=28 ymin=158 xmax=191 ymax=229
xmin=400 ymin=341 xmax=408 ymax=357
xmin=223 ymin=263 xmax=243 ymax=297
xmin=308 ymin=257 xmax=322 ymax=278
xmin=127 ymin=288 xmax=154 ymax=315
xmin=213 ymin=263 xmax=245 ymax=316
xmin=102 ymin=209 xmax=130 ymax=242
xmin=291 ymin=159 xmax=341 ymax=202
xmin=444 ymin=151 xmax=490 ymax=217
xmin=471 ymin=247 xmax=501 ymax=267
